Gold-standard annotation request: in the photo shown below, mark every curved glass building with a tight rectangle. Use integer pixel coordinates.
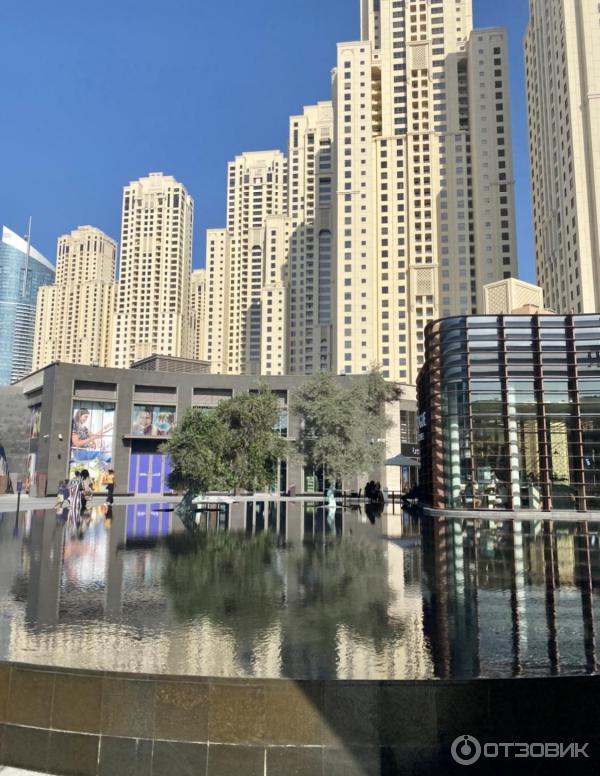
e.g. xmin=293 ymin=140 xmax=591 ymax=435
xmin=0 ymin=227 xmax=54 ymax=384
xmin=418 ymin=313 xmax=600 ymax=512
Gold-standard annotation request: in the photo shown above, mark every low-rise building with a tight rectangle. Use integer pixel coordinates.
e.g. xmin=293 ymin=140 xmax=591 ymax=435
xmin=418 ymin=313 xmax=600 ymax=512
xmin=6 ymin=363 xmax=416 ymax=497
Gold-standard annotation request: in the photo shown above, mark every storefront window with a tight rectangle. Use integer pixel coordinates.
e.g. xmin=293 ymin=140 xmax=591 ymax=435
xmin=275 ymin=410 xmax=288 ymax=437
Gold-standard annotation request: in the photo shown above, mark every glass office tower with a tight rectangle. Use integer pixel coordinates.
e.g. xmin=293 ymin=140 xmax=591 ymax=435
xmin=0 ymin=227 xmax=54 ymax=384
xmin=418 ymin=314 xmax=600 ymax=512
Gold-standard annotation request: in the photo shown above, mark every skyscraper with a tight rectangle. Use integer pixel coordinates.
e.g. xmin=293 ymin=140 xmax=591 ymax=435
xmin=189 ymin=268 xmax=207 ymax=362
xmin=334 ymin=0 xmax=517 ymax=382
xmin=33 ymin=226 xmax=117 ymax=371
xmin=204 ymin=106 xmax=334 ymax=377
xmin=225 ymin=152 xmax=287 ymax=374
xmin=112 ymin=173 xmax=194 ymax=368
xmin=204 ymin=230 xmax=231 ymax=373
xmin=287 ymin=103 xmax=335 ymax=375
xmin=260 ymin=215 xmax=289 ymax=375
xmin=525 ymin=0 xmax=600 ymax=313
xmin=0 ymin=227 xmax=54 ymax=384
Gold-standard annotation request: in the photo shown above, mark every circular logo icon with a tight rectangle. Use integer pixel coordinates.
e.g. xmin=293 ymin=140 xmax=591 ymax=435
xmin=451 ymin=735 xmax=482 ymax=766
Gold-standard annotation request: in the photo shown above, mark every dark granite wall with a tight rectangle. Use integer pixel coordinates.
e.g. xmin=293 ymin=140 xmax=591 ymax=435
xmin=0 ymin=662 xmax=599 ymax=776
xmin=0 ymin=385 xmax=31 ymax=485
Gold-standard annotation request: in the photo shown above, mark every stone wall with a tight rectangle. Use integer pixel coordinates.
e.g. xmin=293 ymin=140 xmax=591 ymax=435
xmin=1 ymin=661 xmax=599 ymax=775
xmin=0 ymin=386 xmax=31 ymax=489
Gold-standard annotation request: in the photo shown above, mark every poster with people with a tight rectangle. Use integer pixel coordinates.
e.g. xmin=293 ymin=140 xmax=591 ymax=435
xmin=131 ymin=405 xmax=176 ymax=437
xmin=69 ymin=401 xmax=115 ymax=488
xmin=24 ymin=453 xmax=36 ymax=493
xmin=30 ymin=406 xmax=41 ymax=439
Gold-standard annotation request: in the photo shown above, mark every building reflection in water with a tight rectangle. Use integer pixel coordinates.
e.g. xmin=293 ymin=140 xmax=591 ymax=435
xmin=1 ymin=505 xmax=600 ymax=680
xmin=421 ymin=516 xmax=600 ymax=679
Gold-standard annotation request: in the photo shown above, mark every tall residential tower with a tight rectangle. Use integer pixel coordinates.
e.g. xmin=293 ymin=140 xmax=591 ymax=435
xmin=190 ymin=268 xmax=207 ymax=362
xmin=334 ymin=0 xmax=517 ymax=382
xmin=33 ymin=226 xmax=117 ymax=371
xmin=201 ymin=0 xmax=516 ymax=380
xmin=203 ymin=106 xmax=335 ymax=377
xmin=288 ymin=102 xmax=335 ymax=375
xmin=112 ymin=173 xmax=194 ymax=368
xmin=525 ymin=0 xmax=600 ymax=313
xmin=225 ymin=152 xmax=287 ymax=374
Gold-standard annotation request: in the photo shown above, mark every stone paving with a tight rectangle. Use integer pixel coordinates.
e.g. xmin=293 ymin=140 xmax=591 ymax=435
xmin=0 ymin=769 xmax=48 ymax=775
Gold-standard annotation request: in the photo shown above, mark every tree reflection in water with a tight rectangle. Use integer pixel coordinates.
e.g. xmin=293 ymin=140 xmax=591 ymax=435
xmin=163 ymin=522 xmax=405 ymax=672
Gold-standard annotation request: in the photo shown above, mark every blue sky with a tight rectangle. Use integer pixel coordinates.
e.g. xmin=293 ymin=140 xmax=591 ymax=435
xmin=0 ymin=0 xmax=533 ymax=281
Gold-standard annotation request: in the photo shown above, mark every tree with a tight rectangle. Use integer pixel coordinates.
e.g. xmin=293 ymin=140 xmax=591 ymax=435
xmin=290 ymin=368 xmax=401 ymax=486
xmin=162 ymin=387 xmax=288 ymax=493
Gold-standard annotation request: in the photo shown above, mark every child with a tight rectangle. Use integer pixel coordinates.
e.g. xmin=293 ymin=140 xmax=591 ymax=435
xmin=55 ymin=479 xmax=69 ymax=508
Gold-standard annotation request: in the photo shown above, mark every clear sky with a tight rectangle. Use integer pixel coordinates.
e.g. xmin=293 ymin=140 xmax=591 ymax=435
xmin=0 ymin=0 xmax=534 ymax=282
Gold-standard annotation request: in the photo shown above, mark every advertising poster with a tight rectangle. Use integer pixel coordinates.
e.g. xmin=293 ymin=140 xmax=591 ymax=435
xmin=69 ymin=401 xmax=115 ymax=488
xmin=25 ymin=453 xmax=36 ymax=493
xmin=30 ymin=406 xmax=41 ymax=439
xmin=0 ymin=447 xmax=8 ymax=477
xmin=131 ymin=405 xmax=176 ymax=437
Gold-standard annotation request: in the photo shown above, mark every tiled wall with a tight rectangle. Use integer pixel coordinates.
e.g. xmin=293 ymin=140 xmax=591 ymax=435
xmin=1 ymin=661 xmax=600 ymax=775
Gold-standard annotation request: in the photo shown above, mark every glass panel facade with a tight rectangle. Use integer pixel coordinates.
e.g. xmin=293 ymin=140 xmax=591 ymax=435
xmin=418 ymin=314 xmax=600 ymax=511
xmin=0 ymin=229 xmax=54 ymax=384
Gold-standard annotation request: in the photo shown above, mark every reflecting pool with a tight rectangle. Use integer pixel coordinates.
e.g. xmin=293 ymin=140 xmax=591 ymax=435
xmin=1 ymin=502 xmax=600 ymax=680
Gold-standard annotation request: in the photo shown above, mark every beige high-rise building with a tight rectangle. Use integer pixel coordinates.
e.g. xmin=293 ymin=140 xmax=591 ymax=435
xmin=224 ymin=152 xmax=287 ymax=374
xmin=204 ymin=105 xmax=334 ymax=377
xmin=334 ymin=0 xmax=516 ymax=382
xmin=260 ymin=215 xmax=289 ymax=375
xmin=525 ymin=0 xmax=600 ymax=313
xmin=202 ymin=1 xmax=516 ymax=380
xmin=288 ymin=102 xmax=335 ymax=375
xmin=33 ymin=226 xmax=117 ymax=370
xmin=112 ymin=173 xmax=194 ymax=368
xmin=190 ymin=269 xmax=207 ymax=361
xmin=204 ymin=230 xmax=231 ymax=373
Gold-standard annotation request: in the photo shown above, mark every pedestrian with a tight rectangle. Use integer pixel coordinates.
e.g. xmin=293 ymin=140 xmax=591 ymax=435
xmin=105 ymin=469 xmax=115 ymax=505
xmin=55 ymin=479 xmax=69 ymax=509
xmin=373 ymin=482 xmax=384 ymax=505
xmin=79 ymin=469 xmax=92 ymax=513
xmin=68 ymin=471 xmax=82 ymax=517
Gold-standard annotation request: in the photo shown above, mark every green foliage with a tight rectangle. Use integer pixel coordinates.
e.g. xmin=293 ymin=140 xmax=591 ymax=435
xmin=162 ymin=387 xmax=288 ymax=493
xmin=290 ymin=367 xmax=401 ymax=484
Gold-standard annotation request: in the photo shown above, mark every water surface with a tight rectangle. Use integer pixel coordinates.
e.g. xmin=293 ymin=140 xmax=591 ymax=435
xmin=0 ymin=502 xmax=599 ymax=680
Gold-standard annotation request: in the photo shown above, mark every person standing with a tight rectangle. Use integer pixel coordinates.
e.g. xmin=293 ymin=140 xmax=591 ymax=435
xmin=79 ymin=469 xmax=92 ymax=513
xmin=105 ymin=469 xmax=115 ymax=505
xmin=68 ymin=471 xmax=82 ymax=517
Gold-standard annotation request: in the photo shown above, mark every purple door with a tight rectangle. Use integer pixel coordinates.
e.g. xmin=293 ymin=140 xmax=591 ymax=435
xmin=129 ymin=453 xmax=172 ymax=495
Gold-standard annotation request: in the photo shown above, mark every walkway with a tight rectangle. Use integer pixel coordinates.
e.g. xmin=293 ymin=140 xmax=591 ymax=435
xmin=0 ymin=494 xmax=182 ymax=511
xmin=0 ymin=493 xmax=337 ymax=511
xmin=0 ymin=769 xmax=48 ymax=775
